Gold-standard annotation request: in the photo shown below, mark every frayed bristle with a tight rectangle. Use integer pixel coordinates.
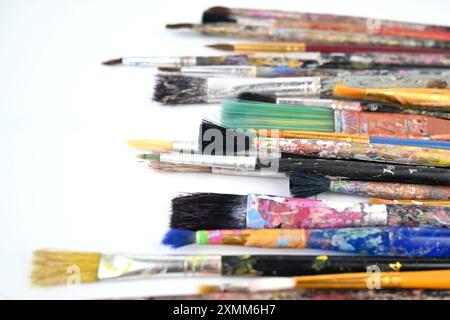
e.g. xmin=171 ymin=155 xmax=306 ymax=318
xmin=202 ymin=11 xmax=236 ymax=24
xmin=153 ymin=74 xmax=208 ymax=105
xmin=206 ymin=44 xmax=235 ymax=51
xmin=102 ymin=58 xmax=123 ymax=65
xmin=31 ymin=249 xmax=101 ymax=286
xmin=166 ymin=23 xmax=195 ymax=29
xmin=289 ymin=171 xmax=331 ymax=198
xmin=237 ymin=92 xmax=277 ymax=104
xmin=171 ymin=193 xmax=247 ymax=230
xmin=199 ymin=119 xmax=252 ymax=155
xmin=162 ymin=229 xmax=197 ymax=248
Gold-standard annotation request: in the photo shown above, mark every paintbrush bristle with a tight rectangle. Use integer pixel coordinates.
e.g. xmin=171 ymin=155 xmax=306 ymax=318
xmin=237 ymin=92 xmax=277 ymax=104
xmin=166 ymin=23 xmax=195 ymax=29
xmin=136 ymin=154 xmax=159 ymax=161
xmin=199 ymin=119 xmax=252 ymax=155
xmin=162 ymin=229 xmax=197 ymax=248
xmin=289 ymin=171 xmax=331 ymax=198
xmin=197 ymin=284 xmax=223 ymax=294
xmin=171 ymin=193 xmax=247 ymax=230
xmin=31 ymin=249 xmax=101 ymax=286
xmin=128 ymin=139 xmax=173 ymax=152
xmin=202 ymin=11 xmax=236 ymax=24
xmin=153 ymin=74 xmax=208 ymax=105
xmin=158 ymin=67 xmax=181 ymax=73
xmin=102 ymin=58 xmax=123 ymax=66
xmin=206 ymin=44 xmax=235 ymax=51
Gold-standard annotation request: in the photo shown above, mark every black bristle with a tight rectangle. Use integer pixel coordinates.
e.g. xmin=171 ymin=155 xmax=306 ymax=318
xmin=202 ymin=11 xmax=237 ymax=24
xmin=170 ymin=193 xmax=247 ymax=230
xmin=236 ymin=92 xmax=277 ymax=104
xmin=289 ymin=171 xmax=331 ymax=198
xmin=153 ymin=74 xmax=208 ymax=105
xmin=199 ymin=119 xmax=252 ymax=155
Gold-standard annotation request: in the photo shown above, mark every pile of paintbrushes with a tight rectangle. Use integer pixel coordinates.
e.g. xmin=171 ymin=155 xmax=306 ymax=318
xmin=33 ymin=6 xmax=450 ymax=299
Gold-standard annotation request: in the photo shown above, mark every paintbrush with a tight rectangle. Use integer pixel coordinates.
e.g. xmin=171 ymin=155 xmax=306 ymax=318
xmin=334 ymin=84 xmax=450 ymax=108
xmin=152 ymin=73 xmax=450 ymax=105
xmin=237 ymin=92 xmax=450 ymax=120
xmin=169 ymin=192 xmax=450 ymax=230
xmin=162 ymin=226 xmax=450 ymax=257
xmin=202 ymin=6 xmax=450 ymax=41
xmin=166 ymin=23 xmax=450 ymax=50
xmin=104 ymin=52 xmax=450 ymax=69
xmin=207 ymin=42 xmax=450 ymax=54
xmin=154 ymin=288 xmax=450 ymax=300
xmin=198 ymin=270 xmax=450 ymax=292
xmin=30 ymin=249 xmax=450 ymax=286
xmin=198 ymin=121 xmax=450 ymax=167
xmin=220 ymin=99 xmax=450 ymax=141
xmin=289 ymin=172 xmax=450 ymax=199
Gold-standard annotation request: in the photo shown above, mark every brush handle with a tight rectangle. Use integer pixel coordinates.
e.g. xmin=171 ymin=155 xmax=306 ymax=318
xmin=246 ymin=194 xmax=387 ymax=229
xmin=193 ymin=24 xmax=450 ymax=50
xmin=387 ymin=205 xmax=450 ymax=227
xmin=277 ymin=158 xmax=450 ymax=185
xmin=196 ymin=227 xmax=450 ymax=257
xmin=220 ymin=255 xmax=450 ymax=276
xmin=328 ymin=180 xmax=450 ymax=200
xmin=256 ymin=138 xmax=450 ymax=167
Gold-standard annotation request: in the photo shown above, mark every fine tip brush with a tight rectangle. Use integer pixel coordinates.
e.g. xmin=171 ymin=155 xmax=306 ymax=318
xmin=289 ymin=171 xmax=450 ymax=200
xmin=169 ymin=192 xmax=450 ymax=231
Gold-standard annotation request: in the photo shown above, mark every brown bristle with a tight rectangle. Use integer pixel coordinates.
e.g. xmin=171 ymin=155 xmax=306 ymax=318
xmin=31 ymin=249 xmax=101 ymax=286
xmin=197 ymin=284 xmax=223 ymax=294
xmin=166 ymin=23 xmax=195 ymax=29
xmin=206 ymin=44 xmax=235 ymax=51
xmin=102 ymin=58 xmax=123 ymax=66
xmin=158 ymin=67 xmax=181 ymax=73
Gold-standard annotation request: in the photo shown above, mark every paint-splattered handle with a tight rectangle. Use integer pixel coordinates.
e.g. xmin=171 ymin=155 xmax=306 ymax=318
xmin=387 ymin=205 xmax=450 ymax=228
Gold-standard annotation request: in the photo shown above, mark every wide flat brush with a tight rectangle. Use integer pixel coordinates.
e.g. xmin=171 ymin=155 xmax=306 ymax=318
xmin=289 ymin=171 xmax=450 ymax=199
xmin=31 ymin=249 xmax=450 ymax=286
xmin=198 ymin=270 xmax=450 ymax=292
xmin=162 ymin=227 xmax=450 ymax=257
xmin=153 ymin=73 xmax=450 ymax=105
xmin=221 ymin=99 xmax=450 ymax=141
xmin=202 ymin=7 xmax=450 ymax=41
xmin=207 ymin=42 xmax=450 ymax=55
xmin=170 ymin=192 xmax=450 ymax=230
xmin=167 ymin=23 xmax=450 ymax=50
xmin=237 ymin=92 xmax=450 ymax=120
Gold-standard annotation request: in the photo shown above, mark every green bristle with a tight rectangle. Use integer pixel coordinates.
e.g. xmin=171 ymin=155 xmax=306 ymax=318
xmin=221 ymin=99 xmax=335 ymax=132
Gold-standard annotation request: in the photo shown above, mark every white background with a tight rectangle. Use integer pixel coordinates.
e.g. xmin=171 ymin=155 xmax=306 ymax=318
xmin=1 ymin=0 xmax=449 ymax=299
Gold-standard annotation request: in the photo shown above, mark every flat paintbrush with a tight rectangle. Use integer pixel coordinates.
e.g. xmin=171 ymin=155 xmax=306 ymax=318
xmin=167 ymin=23 xmax=450 ymax=50
xmin=169 ymin=192 xmax=450 ymax=230
xmin=236 ymin=92 xmax=450 ymax=120
xmin=153 ymin=73 xmax=450 ymax=105
xmin=198 ymin=270 xmax=450 ymax=292
xmin=163 ymin=227 xmax=450 ymax=257
xmin=289 ymin=172 xmax=450 ymax=200
xmin=31 ymin=249 xmax=450 ymax=286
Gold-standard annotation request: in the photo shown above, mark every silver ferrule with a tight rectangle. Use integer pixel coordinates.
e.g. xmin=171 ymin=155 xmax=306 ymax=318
xmin=172 ymin=140 xmax=199 ymax=154
xmin=159 ymin=153 xmax=258 ymax=170
xmin=211 ymin=167 xmax=286 ymax=178
xmin=366 ymin=204 xmax=389 ymax=226
xmin=97 ymin=254 xmax=221 ymax=280
xmin=177 ymin=66 xmax=257 ymax=77
xmin=122 ymin=56 xmax=196 ymax=67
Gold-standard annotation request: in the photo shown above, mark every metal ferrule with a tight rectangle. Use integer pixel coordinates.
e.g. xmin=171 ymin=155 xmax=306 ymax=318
xmin=172 ymin=140 xmax=199 ymax=154
xmin=159 ymin=153 xmax=258 ymax=170
xmin=122 ymin=56 xmax=196 ymax=67
xmin=97 ymin=254 xmax=221 ymax=280
xmin=211 ymin=167 xmax=286 ymax=178
xmin=177 ymin=66 xmax=257 ymax=77
xmin=366 ymin=204 xmax=389 ymax=226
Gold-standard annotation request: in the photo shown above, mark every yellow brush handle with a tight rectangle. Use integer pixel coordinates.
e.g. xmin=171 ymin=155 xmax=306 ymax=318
xmin=235 ymin=42 xmax=306 ymax=53
xmin=370 ymin=198 xmax=450 ymax=206
xmin=127 ymin=140 xmax=173 ymax=152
